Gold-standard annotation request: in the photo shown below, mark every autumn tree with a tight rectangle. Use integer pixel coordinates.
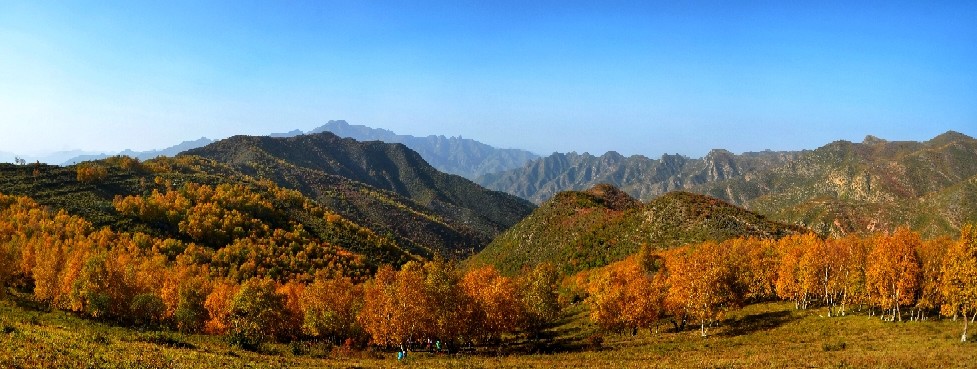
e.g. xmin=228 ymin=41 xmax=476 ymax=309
xmin=916 ymin=237 xmax=949 ymax=320
xmin=75 ymin=163 xmax=108 ymax=183
xmin=941 ymin=225 xmax=977 ymax=341
xmin=460 ymin=265 xmax=524 ymax=342
xmin=519 ymin=262 xmax=561 ymax=336
xmin=587 ymin=256 xmax=664 ymax=334
xmin=665 ymin=241 xmax=743 ymax=337
xmin=775 ymin=234 xmax=821 ymax=309
xmin=227 ymin=278 xmax=288 ymax=349
xmin=302 ymin=276 xmax=364 ymax=344
xmin=423 ymin=258 xmax=472 ymax=342
xmin=358 ymin=263 xmax=433 ymax=347
xmin=836 ymin=235 xmax=870 ymax=316
xmin=866 ymin=228 xmax=922 ymax=322
xmin=204 ymin=280 xmax=239 ymax=335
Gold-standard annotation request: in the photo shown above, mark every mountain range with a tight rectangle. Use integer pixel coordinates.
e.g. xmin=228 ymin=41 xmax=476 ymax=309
xmin=476 ymin=131 xmax=977 ymax=238
xmin=310 ymin=120 xmax=539 ymax=179
xmin=61 ymin=137 xmax=215 ymax=165
xmin=48 ymin=120 xmax=538 ymax=181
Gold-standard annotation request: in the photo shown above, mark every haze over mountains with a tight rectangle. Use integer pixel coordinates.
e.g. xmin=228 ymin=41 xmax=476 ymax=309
xmin=49 ymin=120 xmax=538 ymax=180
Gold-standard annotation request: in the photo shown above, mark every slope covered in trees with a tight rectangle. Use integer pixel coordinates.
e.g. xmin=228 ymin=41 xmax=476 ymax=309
xmin=468 ymin=184 xmax=805 ymax=276
xmin=183 ymin=131 xmax=535 ymax=256
xmin=0 ymin=155 xmax=464 ymax=266
xmin=476 ymin=131 xmax=977 ymax=238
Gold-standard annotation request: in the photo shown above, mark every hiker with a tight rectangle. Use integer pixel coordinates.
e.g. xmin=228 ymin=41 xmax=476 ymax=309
xmin=397 ymin=344 xmax=407 ymax=361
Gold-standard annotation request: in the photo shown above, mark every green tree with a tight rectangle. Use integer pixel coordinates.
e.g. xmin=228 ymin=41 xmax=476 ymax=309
xmin=227 ymin=278 xmax=287 ymax=350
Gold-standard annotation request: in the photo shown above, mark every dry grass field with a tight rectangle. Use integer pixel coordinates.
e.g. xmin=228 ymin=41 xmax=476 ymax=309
xmin=2 ymin=294 xmax=974 ymax=369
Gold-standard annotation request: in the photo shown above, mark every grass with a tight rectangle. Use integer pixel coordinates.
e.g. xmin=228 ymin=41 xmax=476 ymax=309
xmin=1 ymin=296 xmax=974 ymax=368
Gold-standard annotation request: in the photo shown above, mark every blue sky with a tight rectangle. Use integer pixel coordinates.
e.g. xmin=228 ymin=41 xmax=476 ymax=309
xmin=1 ymin=1 xmax=975 ymax=158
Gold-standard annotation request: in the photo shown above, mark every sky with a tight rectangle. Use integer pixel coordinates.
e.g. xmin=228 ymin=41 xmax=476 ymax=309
xmin=1 ymin=1 xmax=975 ymax=159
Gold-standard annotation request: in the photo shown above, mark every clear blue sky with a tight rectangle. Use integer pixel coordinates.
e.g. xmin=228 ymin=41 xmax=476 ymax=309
xmin=1 ymin=1 xmax=975 ymax=158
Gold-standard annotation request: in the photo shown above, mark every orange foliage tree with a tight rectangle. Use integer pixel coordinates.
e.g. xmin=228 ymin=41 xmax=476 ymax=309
xmin=866 ymin=228 xmax=922 ymax=321
xmin=941 ymin=225 xmax=977 ymax=341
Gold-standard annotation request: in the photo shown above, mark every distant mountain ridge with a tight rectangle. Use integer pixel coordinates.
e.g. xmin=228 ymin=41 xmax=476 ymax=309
xmin=61 ymin=137 xmax=214 ymax=165
xmin=310 ymin=120 xmax=539 ymax=179
xmin=477 ymin=131 xmax=977 ymax=238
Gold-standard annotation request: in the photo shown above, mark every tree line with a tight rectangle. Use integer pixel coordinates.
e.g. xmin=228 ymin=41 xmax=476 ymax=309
xmin=581 ymin=227 xmax=977 ymax=341
xmin=0 ymin=191 xmax=558 ymax=350
xmin=3 ymin=183 xmax=977 ymax=350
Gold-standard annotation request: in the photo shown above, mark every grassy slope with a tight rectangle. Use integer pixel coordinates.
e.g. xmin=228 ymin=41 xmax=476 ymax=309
xmin=2 ymin=294 xmax=972 ymax=368
xmin=471 ymin=186 xmax=804 ymax=276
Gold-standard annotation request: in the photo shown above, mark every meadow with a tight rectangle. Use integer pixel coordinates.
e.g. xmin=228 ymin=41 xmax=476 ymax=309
xmin=2 ymin=293 xmax=973 ymax=369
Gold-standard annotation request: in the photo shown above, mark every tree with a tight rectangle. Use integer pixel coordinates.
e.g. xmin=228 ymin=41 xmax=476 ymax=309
xmin=358 ymin=264 xmax=433 ymax=347
xmin=941 ymin=225 xmax=977 ymax=341
xmin=460 ymin=265 xmax=524 ymax=342
xmin=665 ymin=241 xmax=743 ymax=337
xmin=866 ymin=228 xmax=922 ymax=322
xmin=173 ymin=277 xmax=211 ymax=333
xmin=916 ymin=237 xmax=949 ymax=320
xmin=75 ymin=163 xmax=108 ymax=183
xmin=775 ymin=234 xmax=821 ymax=309
xmin=302 ymin=276 xmax=364 ymax=344
xmin=358 ymin=265 xmax=399 ymax=347
xmin=204 ymin=280 xmax=239 ymax=335
xmin=130 ymin=293 xmax=166 ymax=328
xmin=587 ymin=256 xmax=664 ymax=334
xmin=422 ymin=258 xmax=472 ymax=343
xmin=519 ymin=262 xmax=561 ymax=336
xmin=227 ymin=278 xmax=288 ymax=349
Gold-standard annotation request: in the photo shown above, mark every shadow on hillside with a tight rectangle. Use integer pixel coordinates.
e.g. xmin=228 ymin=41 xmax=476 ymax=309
xmin=721 ymin=310 xmax=798 ymax=337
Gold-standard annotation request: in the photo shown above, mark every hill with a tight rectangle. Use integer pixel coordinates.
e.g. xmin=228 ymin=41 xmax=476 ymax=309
xmin=310 ymin=120 xmax=539 ymax=179
xmin=468 ymin=184 xmax=804 ymax=276
xmin=477 ymin=131 xmax=977 ymax=238
xmin=183 ymin=132 xmax=536 ymax=256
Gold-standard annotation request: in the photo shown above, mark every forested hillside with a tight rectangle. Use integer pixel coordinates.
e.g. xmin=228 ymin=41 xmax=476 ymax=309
xmin=469 ymin=184 xmax=804 ymax=276
xmin=183 ymin=132 xmax=535 ymax=255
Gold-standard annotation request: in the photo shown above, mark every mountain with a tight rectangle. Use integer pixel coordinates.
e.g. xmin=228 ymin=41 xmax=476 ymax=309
xmin=309 ymin=120 xmax=539 ymax=179
xmin=476 ymin=149 xmax=796 ymax=205
xmin=61 ymin=137 xmax=214 ymax=165
xmin=468 ymin=184 xmax=805 ymax=276
xmin=477 ymin=131 xmax=977 ymax=238
xmin=183 ymin=132 xmax=536 ymax=257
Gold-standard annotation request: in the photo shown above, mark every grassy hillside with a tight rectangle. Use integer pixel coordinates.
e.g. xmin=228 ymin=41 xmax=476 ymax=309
xmin=469 ymin=184 xmax=804 ymax=276
xmin=2 ymin=294 xmax=971 ymax=368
